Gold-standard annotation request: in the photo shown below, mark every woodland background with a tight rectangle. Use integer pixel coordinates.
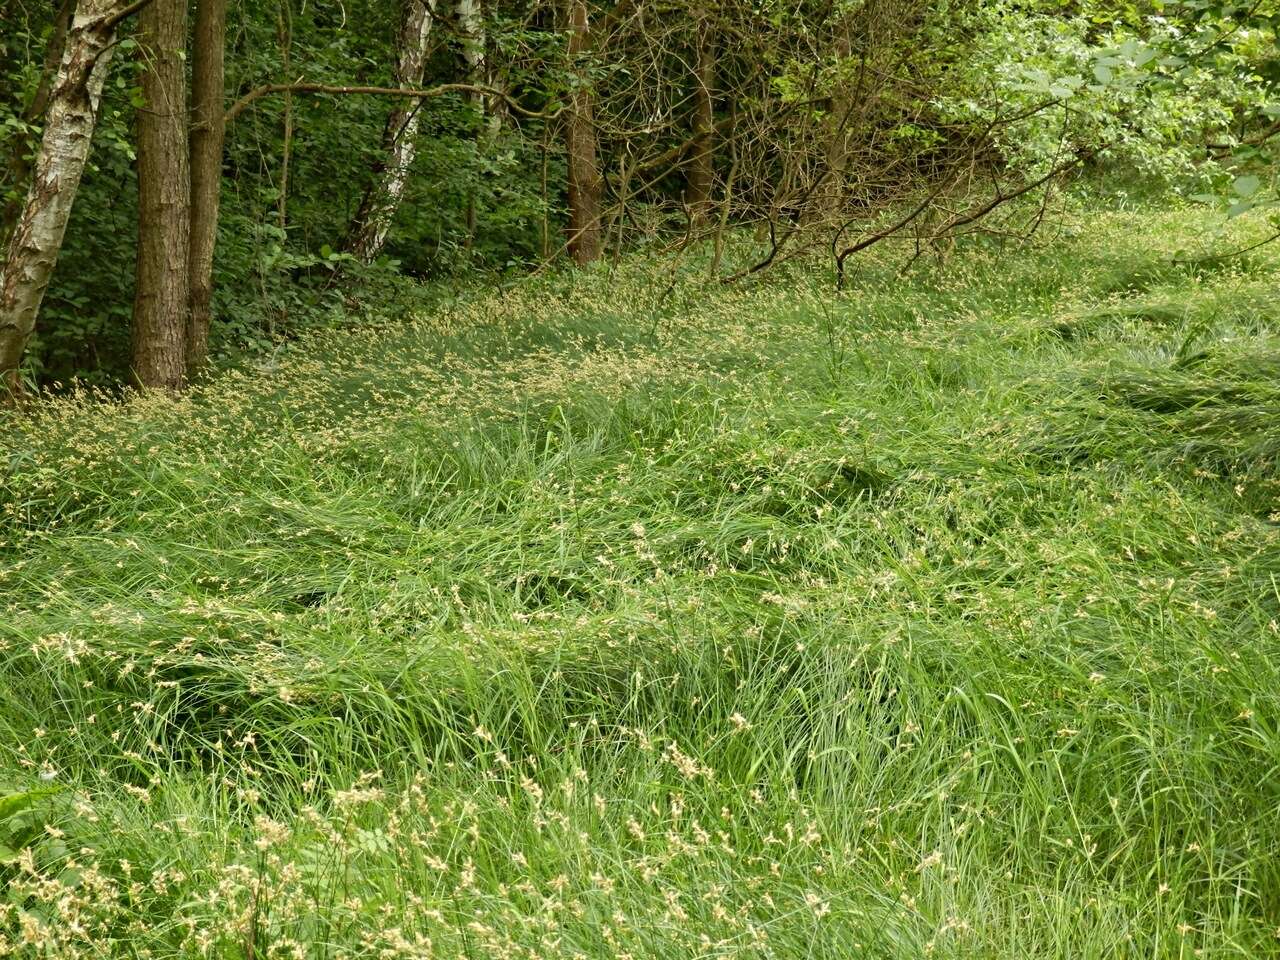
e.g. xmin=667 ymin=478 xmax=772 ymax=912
xmin=1 ymin=0 xmax=1276 ymax=394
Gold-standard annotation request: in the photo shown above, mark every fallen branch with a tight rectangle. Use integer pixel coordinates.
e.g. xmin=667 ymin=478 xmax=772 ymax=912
xmin=833 ymin=148 xmax=1094 ymax=287
xmin=1207 ymin=117 xmax=1280 ymax=153
xmin=1171 ymin=228 xmax=1280 ymax=265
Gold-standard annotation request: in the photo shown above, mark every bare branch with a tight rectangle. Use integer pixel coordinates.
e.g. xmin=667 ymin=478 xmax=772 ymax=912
xmin=224 ymin=81 xmax=555 ymax=124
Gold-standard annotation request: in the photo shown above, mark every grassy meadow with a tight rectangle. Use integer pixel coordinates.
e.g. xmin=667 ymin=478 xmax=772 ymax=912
xmin=2 ymin=208 xmax=1280 ymax=957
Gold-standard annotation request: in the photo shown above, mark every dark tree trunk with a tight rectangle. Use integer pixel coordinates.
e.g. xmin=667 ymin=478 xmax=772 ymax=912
xmin=565 ymin=0 xmax=602 ymax=265
xmin=276 ymin=0 xmax=293 ymax=231
xmin=131 ymin=0 xmax=191 ymax=391
xmin=186 ymin=0 xmax=227 ymax=377
xmin=686 ymin=13 xmax=715 ymax=222
xmin=824 ymin=22 xmax=857 ymax=210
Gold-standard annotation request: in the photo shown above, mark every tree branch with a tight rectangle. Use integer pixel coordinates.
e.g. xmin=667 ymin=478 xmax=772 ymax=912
xmin=103 ymin=0 xmax=163 ymax=33
xmin=224 ymin=81 xmax=555 ymax=124
xmin=832 ymin=148 xmax=1095 ymax=285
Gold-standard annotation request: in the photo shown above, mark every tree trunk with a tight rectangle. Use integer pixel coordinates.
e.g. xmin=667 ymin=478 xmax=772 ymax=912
xmin=276 ymin=0 xmax=294 ymax=231
xmin=564 ymin=0 xmax=602 ymax=265
xmin=1 ymin=0 xmax=77 ymax=248
xmin=186 ymin=0 xmax=227 ymax=377
xmin=824 ymin=24 xmax=857 ymax=212
xmin=686 ymin=12 xmax=715 ymax=223
xmin=458 ymin=0 xmax=498 ymax=245
xmin=131 ymin=0 xmax=190 ymax=391
xmin=458 ymin=0 xmax=503 ymax=137
xmin=0 ymin=0 xmax=137 ymax=397
xmin=710 ymin=104 xmax=738 ymax=277
xmin=345 ymin=0 xmax=437 ymax=264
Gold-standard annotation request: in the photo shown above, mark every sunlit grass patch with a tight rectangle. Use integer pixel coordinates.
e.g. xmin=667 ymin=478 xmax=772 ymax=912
xmin=2 ymin=208 xmax=1279 ymax=957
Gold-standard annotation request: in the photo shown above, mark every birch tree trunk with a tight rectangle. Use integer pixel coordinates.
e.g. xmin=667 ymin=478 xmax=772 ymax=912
xmin=0 ymin=0 xmax=140 ymax=396
xmin=345 ymin=0 xmax=437 ymax=264
xmin=457 ymin=0 xmax=500 ymax=139
xmin=565 ymin=0 xmax=602 ymax=265
xmin=186 ymin=0 xmax=228 ymax=377
xmin=1 ymin=0 xmax=76 ymax=247
xmin=130 ymin=0 xmax=191 ymax=391
xmin=458 ymin=0 xmax=498 ymax=244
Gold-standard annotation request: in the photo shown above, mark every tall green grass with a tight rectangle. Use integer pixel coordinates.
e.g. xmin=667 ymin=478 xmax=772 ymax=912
xmin=2 ymin=209 xmax=1279 ymax=957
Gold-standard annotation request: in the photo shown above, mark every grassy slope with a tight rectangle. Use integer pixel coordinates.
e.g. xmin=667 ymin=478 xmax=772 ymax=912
xmin=2 ymin=209 xmax=1279 ymax=958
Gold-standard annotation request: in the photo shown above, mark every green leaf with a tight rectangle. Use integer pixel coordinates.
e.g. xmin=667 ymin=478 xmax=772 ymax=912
xmin=1232 ymin=175 xmax=1261 ymax=198
xmin=1093 ymin=64 xmax=1113 ymax=83
xmin=1227 ymin=199 xmax=1255 ymax=218
xmin=0 ymin=787 xmax=63 ymax=825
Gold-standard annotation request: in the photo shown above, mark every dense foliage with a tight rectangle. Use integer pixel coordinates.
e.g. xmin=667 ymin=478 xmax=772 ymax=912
xmin=1 ymin=0 xmax=1276 ymax=388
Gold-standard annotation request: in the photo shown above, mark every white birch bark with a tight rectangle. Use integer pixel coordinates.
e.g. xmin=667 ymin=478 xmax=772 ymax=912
xmin=346 ymin=0 xmax=438 ymax=264
xmin=457 ymin=0 xmax=500 ymax=139
xmin=0 ymin=0 xmax=127 ymax=394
